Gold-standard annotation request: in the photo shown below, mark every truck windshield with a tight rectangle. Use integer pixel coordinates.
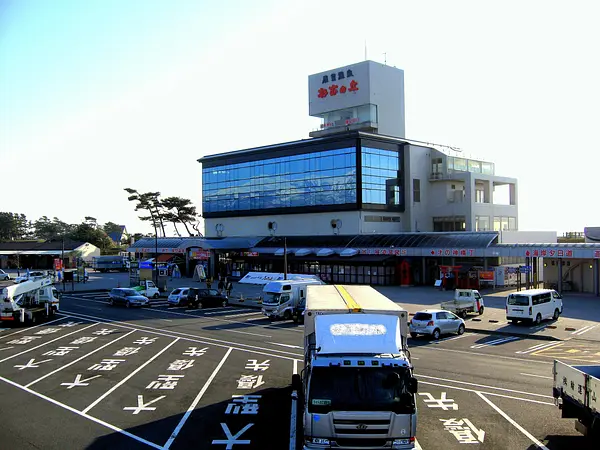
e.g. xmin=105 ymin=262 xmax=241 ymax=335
xmin=507 ymin=295 xmax=529 ymax=306
xmin=264 ymin=293 xmax=280 ymax=304
xmin=308 ymin=367 xmax=415 ymax=414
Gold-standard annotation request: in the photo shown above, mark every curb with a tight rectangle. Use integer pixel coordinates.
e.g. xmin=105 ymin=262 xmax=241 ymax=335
xmin=467 ymin=327 xmax=562 ymax=342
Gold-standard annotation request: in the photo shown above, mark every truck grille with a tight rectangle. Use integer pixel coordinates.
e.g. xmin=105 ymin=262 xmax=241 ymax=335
xmin=334 ymin=438 xmax=388 ymax=447
xmin=334 ymin=418 xmax=390 ymax=435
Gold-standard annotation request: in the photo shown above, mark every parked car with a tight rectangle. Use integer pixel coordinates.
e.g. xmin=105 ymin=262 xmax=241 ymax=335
xmin=168 ymin=287 xmax=192 ymax=306
xmin=506 ymin=288 xmax=562 ymax=325
xmin=108 ymin=288 xmax=149 ymax=308
xmin=409 ymin=309 xmax=465 ymax=340
xmin=169 ymin=288 xmax=228 ymax=308
xmin=0 ymin=269 xmax=10 ymax=281
xmin=15 ymin=271 xmax=47 ymax=283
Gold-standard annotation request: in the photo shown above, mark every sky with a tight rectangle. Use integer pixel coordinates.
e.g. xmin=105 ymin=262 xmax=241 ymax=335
xmin=1 ymin=0 xmax=598 ymax=237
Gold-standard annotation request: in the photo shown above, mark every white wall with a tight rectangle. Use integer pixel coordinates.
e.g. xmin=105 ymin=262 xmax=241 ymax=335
xmin=499 ymin=230 xmax=557 ymax=244
xmin=369 ymin=62 xmax=405 ymax=138
xmin=76 ymin=243 xmax=101 ymax=261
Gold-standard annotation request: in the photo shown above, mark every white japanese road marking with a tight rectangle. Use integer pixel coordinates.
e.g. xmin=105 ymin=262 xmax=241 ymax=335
xmin=520 ymin=372 xmax=553 ymax=380
xmin=211 ymin=423 xmax=253 ymax=448
xmin=59 ymin=310 xmax=303 ymax=360
xmin=0 ymin=323 xmax=97 ymax=363
xmin=433 ymin=332 xmax=475 ymax=343
xmin=25 ymin=329 xmax=137 ymax=388
xmin=14 ymin=358 xmax=53 ymax=370
xmin=477 ymin=392 xmax=550 ymax=449
xmin=163 ymin=347 xmax=233 ymax=449
xmin=515 ymin=341 xmax=561 ymax=354
xmin=60 ymin=374 xmax=102 ymax=389
xmin=0 ymin=374 xmax=163 ymax=449
xmin=123 ymin=395 xmax=166 ymax=414
xmin=82 ymin=337 xmax=180 ymax=414
xmin=470 ymin=336 xmax=519 ymax=349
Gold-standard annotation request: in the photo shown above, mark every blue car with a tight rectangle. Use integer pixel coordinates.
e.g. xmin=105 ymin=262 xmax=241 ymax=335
xmin=108 ymin=288 xmax=149 ymax=308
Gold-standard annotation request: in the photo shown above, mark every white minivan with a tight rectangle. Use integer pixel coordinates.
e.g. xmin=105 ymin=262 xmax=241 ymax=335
xmin=506 ymin=289 xmax=563 ymax=325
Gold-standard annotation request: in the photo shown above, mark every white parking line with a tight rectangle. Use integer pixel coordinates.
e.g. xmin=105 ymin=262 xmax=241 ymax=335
xmin=25 ymin=329 xmax=137 ymax=388
xmin=60 ymin=311 xmax=302 ymax=360
xmin=0 ymin=316 xmax=72 ymax=340
xmin=419 ymin=380 xmax=554 ymax=406
xmin=470 ymin=336 xmax=519 ymax=349
xmin=572 ymin=324 xmax=598 ymax=336
xmin=0 ymin=323 xmax=97 ymax=363
xmin=0 ymin=374 xmax=163 ymax=449
xmin=267 ymin=342 xmax=303 ymax=349
xmin=477 ymin=392 xmax=550 ymax=449
xmin=82 ymin=337 xmax=180 ymax=414
xmin=434 ymin=333 xmax=474 ymax=343
xmin=163 ymin=347 xmax=233 ymax=449
xmin=515 ymin=341 xmax=561 ymax=354
xmin=520 ymin=372 xmax=553 ymax=380
xmin=416 ymin=374 xmax=553 ymax=399
xmin=224 ymin=311 xmax=263 ymax=318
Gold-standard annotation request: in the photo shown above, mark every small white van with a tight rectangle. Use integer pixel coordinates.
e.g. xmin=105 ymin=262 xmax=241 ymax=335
xmin=506 ymin=289 xmax=563 ymax=325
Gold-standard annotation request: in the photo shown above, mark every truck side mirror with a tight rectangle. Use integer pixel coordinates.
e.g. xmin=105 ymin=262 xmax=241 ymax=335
xmin=409 ymin=377 xmax=418 ymax=394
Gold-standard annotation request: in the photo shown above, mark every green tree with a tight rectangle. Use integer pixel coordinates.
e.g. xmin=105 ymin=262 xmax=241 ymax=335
xmin=124 ymin=188 xmax=166 ymax=237
xmin=103 ymin=222 xmax=123 ymax=235
xmin=161 ymin=197 xmax=199 ymax=237
xmin=33 ymin=216 xmax=72 ymax=240
xmin=0 ymin=212 xmax=30 ymax=240
xmin=67 ymin=223 xmax=113 ymax=250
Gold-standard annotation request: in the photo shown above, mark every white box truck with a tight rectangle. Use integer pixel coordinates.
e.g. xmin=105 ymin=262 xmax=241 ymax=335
xmin=553 ymin=360 xmax=600 ymax=438
xmin=261 ymin=278 xmax=324 ymax=322
xmin=297 ymin=284 xmax=418 ymax=449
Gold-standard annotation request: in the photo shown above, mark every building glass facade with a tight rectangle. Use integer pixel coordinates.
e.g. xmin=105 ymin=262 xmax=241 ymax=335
xmin=361 ymin=147 xmax=401 ymax=206
xmin=203 ymin=147 xmax=357 ymax=213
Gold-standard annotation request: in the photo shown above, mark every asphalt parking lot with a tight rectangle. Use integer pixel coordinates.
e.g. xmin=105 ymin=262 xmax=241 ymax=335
xmin=1 ymin=292 xmax=599 ymax=449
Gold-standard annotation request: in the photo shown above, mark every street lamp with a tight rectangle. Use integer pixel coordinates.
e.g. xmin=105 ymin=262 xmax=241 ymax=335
xmin=154 ymin=226 xmax=159 ymax=286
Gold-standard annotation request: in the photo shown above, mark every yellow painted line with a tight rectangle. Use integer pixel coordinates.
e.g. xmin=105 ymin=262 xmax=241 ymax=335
xmin=334 ymin=285 xmax=361 ymax=311
xmin=566 ymin=349 xmax=581 ymax=354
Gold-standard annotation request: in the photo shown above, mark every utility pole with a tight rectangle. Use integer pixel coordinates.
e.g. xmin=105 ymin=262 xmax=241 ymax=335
xmin=154 ymin=225 xmax=159 ymax=287
xmin=284 ymin=237 xmax=288 ymax=280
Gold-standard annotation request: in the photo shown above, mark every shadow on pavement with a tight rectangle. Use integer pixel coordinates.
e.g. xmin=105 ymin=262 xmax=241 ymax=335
xmin=526 ymin=434 xmax=596 ymax=450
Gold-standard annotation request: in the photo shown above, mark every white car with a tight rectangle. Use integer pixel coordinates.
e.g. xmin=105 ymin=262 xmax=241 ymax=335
xmin=409 ymin=309 xmax=466 ymax=340
xmin=15 ymin=271 xmax=47 ymax=283
xmin=0 ymin=269 xmax=10 ymax=281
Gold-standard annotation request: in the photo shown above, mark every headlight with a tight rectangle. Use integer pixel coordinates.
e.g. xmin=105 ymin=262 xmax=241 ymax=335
xmin=311 ymin=438 xmax=329 ymax=445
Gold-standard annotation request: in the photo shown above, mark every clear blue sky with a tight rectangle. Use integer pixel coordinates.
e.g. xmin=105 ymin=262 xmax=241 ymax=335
xmin=1 ymin=0 xmax=598 ymax=236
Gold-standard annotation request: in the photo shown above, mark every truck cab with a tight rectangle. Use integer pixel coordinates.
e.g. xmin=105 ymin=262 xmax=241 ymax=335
xmin=301 ymin=285 xmax=418 ymax=449
xmin=1 ymin=277 xmax=59 ymax=324
xmin=134 ymin=280 xmax=160 ymax=299
xmin=261 ymin=279 xmax=324 ymax=321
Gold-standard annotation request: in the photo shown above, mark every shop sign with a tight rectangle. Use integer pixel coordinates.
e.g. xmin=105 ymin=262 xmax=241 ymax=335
xmin=242 ymin=252 xmax=259 ymax=257
xmin=430 ymin=249 xmax=475 ymax=257
xmin=137 ymin=247 xmax=186 ymax=254
xmin=479 ymin=271 xmax=495 ymax=281
xmin=190 ymin=250 xmax=210 ymax=260
xmin=359 ymin=248 xmax=407 ymax=256
xmin=594 ymin=250 xmax=600 ymax=258
xmin=526 ymin=249 xmax=574 ymax=258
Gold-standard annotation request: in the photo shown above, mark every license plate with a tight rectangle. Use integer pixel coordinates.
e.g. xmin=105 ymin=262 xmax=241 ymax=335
xmin=414 ymin=328 xmax=424 ymax=333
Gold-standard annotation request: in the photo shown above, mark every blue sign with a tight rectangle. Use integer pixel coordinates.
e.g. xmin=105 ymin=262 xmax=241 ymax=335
xmin=519 ymin=265 xmax=532 ymax=273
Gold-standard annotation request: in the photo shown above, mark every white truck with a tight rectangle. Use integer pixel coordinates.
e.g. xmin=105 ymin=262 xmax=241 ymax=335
xmin=296 ymin=284 xmax=418 ymax=449
xmin=261 ymin=278 xmax=324 ymax=322
xmin=440 ymin=289 xmax=484 ymax=318
xmin=132 ymin=280 xmax=161 ymax=299
xmin=553 ymin=360 xmax=600 ymax=438
xmin=0 ymin=277 xmax=60 ymax=324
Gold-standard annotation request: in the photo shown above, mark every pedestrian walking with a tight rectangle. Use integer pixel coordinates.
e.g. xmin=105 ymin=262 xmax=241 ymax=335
xmin=226 ymin=279 xmax=233 ymax=297
xmin=218 ymin=278 xmax=225 ymax=294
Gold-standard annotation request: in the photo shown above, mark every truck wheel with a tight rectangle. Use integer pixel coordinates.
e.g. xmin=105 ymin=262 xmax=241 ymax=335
xmin=478 ymin=306 xmax=484 ymax=315
xmin=292 ymin=314 xmax=299 ymax=324
xmin=283 ymin=310 xmax=292 ymax=321
xmin=460 ymin=310 xmax=468 ymax=319
xmin=432 ymin=328 xmax=441 ymax=340
xmin=553 ymin=309 xmax=560 ymax=320
xmin=153 ymin=293 xmax=159 ymax=299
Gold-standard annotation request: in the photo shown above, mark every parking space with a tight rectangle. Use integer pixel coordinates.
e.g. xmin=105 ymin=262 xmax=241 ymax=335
xmin=0 ymin=314 xmax=297 ymax=449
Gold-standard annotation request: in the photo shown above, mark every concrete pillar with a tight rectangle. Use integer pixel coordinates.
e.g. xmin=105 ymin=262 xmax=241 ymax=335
xmin=185 ymin=251 xmax=190 ymax=278
xmin=595 ymin=259 xmax=599 ymax=297
xmin=422 ymin=257 xmax=427 ymax=286
xmin=558 ymin=259 xmax=563 ymax=293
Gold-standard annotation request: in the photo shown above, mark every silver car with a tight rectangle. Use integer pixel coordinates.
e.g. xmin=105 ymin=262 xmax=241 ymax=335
xmin=409 ymin=309 xmax=466 ymax=340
